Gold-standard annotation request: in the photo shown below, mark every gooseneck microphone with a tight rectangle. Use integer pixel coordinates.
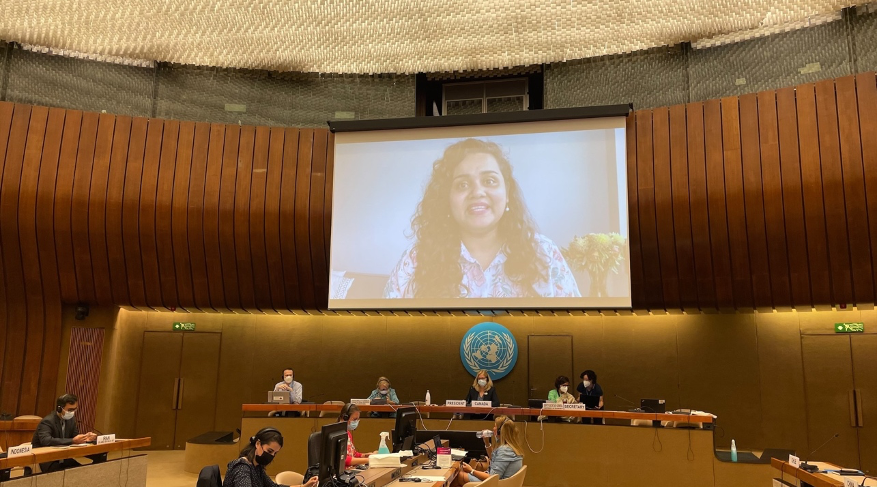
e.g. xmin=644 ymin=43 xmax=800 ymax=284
xmin=800 ymin=433 xmax=839 ymax=472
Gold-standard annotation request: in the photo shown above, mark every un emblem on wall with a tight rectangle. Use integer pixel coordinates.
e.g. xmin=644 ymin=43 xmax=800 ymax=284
xmin=460 ymin=322 xmax=518 ymax=380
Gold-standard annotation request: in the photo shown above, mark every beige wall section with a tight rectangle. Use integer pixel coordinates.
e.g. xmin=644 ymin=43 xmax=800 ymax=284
xmin=61 ymin=305 xmax=875 ymax=453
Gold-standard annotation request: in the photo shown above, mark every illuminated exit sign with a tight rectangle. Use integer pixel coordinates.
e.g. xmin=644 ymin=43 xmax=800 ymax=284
xmin=834 ymin=322 xmax=864 ymax=333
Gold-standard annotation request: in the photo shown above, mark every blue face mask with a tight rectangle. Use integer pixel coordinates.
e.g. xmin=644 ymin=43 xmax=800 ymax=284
xmin=348 ymin=420 xmax=359 ymax=431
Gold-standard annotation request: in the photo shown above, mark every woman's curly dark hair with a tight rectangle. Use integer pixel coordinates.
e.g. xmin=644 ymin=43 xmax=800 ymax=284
xmin=409 ymin=138 xmax=546 ymax=298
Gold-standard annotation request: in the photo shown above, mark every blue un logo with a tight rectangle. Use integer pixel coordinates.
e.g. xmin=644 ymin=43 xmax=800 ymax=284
xmin=460 ymin=322 xmax=518 ymax=380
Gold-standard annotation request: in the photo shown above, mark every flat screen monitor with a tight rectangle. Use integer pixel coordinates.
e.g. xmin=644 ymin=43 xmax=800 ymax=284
xmin=318 ymin=421 xmax=349 ymax=485
xmin=328 ymin=109 xmax=631 ymax=310
xmin=392 ymin=406 xmax=418 ymax=452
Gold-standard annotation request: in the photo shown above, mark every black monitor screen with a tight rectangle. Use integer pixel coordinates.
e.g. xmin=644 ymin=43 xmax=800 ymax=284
xmin=392 ymin=407 xmax=417 ymax=452
xmin=319 ymin=421 xmax=349 ymax=484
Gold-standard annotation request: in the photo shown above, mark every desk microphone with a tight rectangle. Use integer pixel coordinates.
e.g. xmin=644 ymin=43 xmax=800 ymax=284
xmin=800 ymin=433 xmax=839 ymax=473
xmin=614 ymin=394 xmax=655 ymax=413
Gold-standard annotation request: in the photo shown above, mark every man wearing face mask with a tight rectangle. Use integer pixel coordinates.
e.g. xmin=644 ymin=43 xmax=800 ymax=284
xmin=32 ymin=394 xmax=99 ymax=472
xmin=577 ymin=369 xmax=604 ymax=425
xmin=273 ymin=368 xmax=303 ymax=417
xmin=367 ymin=377 xmax=400 ymax=418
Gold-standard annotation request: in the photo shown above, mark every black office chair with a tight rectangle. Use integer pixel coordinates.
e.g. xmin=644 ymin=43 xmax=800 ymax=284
xmin=307 ymin=432 xmax=322 ymax=468
xmin=196 ymin=464 xmax=221 ymax=487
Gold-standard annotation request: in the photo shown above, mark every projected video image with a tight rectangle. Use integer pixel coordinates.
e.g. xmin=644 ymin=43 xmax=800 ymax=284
xmin=329 ymin=118 xmax=630 ymax=309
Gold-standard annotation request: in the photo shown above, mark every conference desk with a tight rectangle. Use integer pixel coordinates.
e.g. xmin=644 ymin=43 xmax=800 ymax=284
xmin=351 ymin=441 xmax=458 ymax=487
xmin=237 ymin=403 xmax=721 ymax=487
xmin=771 ymin=458 xmax=877 ymax=487
xmin=0 ymin=419 xmax=40 ymax=452
xmin=0 ymin=438 xmax=151 ymax=486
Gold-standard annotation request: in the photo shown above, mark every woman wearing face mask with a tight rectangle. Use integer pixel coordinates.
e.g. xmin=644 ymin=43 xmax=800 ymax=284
xmin=577 ymin=369 xmax=604 ymax=425
xmin=367 ymin=377 xmax=400 ymax=418
xmin=224 ymin=427 xmax=318 ymax=487
xmin=339 ymin=403 xmax=375 ymax=467
xmin=455 ymin=416 xmax=523 ymax=486
xmin=465 ymin=370 xmax=500 ymax=420
xmin=547 ymin=376 xmax=580 ymax=423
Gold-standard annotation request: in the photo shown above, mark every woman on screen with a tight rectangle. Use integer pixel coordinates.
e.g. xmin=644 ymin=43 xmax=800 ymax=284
xmin=383 ymin=138 xmax=580 ymax=300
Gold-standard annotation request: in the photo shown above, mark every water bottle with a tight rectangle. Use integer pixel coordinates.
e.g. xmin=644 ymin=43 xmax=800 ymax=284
xmin=730 ymin=439 xmax=737 ymax=462
xmin=475 ymin=430 xmax=493 ymax=439
xmin=378 ymin=432 xmax=390 ymax=454
xmin=425 ymin=390 xmax=431 ymax=406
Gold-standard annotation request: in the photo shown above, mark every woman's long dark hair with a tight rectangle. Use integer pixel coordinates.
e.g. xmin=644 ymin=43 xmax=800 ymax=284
xmin=240 ymin=428 xmax=284 ymax=464
xmin=410 ymin=138 xmax=545 ymax=298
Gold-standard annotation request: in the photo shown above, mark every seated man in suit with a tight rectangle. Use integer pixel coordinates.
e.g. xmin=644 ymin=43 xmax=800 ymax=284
xmin=31 ymin=393 xmax=103 ymax=472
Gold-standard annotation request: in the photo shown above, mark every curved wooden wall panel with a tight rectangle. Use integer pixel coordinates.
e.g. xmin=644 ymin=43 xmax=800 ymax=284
xmin=1 ymin=74 xmax=877 ymax=414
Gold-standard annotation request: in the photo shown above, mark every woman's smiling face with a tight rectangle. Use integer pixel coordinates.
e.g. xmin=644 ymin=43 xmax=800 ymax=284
xmin=449 ymin=152 xmax=508 ymax=237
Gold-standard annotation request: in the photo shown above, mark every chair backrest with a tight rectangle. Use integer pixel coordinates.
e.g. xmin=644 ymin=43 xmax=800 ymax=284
xmin=13 ymin=415 xmax=42 ymax=420
xmin=480 ymin=474 xmax=500 ymax=487
xmin=497 ymin=465 xmax=527 ymax=487
xmin=275 ymin=471 xmax=304 ymax=485
xmin=319 ymin=401 xmax=346 ymax=418
xmin=307 ymin=431 xmax=322 ymax=468
xmin=196 ymin=464 xmax=221 ymax=487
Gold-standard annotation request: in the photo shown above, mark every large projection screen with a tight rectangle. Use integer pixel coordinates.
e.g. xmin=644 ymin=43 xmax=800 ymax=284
xmin=328 ymin=113 xmax=630 ymax=310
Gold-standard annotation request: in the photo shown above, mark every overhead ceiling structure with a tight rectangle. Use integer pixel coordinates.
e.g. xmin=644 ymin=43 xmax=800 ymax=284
xmin=0 ymin=0 xmax=859 ymax=74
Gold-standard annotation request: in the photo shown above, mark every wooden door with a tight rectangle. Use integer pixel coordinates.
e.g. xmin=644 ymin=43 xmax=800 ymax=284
xmin=134 ymin=332 xmax=183 ymax=450
xmin=173 ymin=333 xmax=222 ymax=449
xmin=527 ymin=335 xmax=573 ymax=400
xmin=801 ymin=335 xmax=860 ymax=468
xmin=851 ymin=334 xmax=877 ymax=473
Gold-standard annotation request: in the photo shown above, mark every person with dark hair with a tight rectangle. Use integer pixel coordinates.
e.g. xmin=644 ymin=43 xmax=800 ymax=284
xmin=338 ymin=403 xmax=375 ymax=467
xmin=547 ymin=375 xmax=580 ymax=423
xmin=31 ymin=394 xmax=100 ymax=472
xmin=272 ymin=368 xmax=303 ymax=417
xmin=384 ymin=138 xmax=580 ymax=299
xmin=224 ymin=427 xmax=317 ymax=487
xmin=577 ymin=369 xmax=604 ymax=425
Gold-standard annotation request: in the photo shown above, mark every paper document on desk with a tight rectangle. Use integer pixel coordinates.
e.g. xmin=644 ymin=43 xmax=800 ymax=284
xmin=368 ymin=453 xmax=404 ymax=468
xmin=413 ymin=476 xmax=447 ymax=482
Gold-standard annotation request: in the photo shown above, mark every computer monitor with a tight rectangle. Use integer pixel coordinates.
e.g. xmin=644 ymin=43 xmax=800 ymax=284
xmin=392 ymin=406 xmax=417 ymax=452
xmin=415 ymin=430 xmax=488 ymax=460
xmin=318 ymin=421 xmax=348 ymax=486
xmin=640 ymin=398 xmax=666 ymax=413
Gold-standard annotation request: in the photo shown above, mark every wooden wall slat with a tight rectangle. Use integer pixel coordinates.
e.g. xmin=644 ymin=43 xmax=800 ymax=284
xmin=835 ymin=76 xmax=873 ymax=304
xmin=202 ymin=123 xmax=226 ymax=310
xmin=635 ymin=110 xmax=664 ymax=309
xmin=171 ymin=122 xmax=196 ymax=308
xmin=250 ymin=127 xmax=272 ymax=311
xmin=815 ymin=80 xmax=853 ymax=305
xmin=88 ymin=114 xmax=117 ymax=306
xmin=155 ymin=121 xmax=180 ymax=308
xmin=625 ymin=114 xmax=644 ymax=308
xmin=324 ymin=132 xmax=335 ymax=272
xmin=0 ymin=101 xmax=13 ymax=410
xmin=71 ymin=111 xmax=100 ymax=304
xmin=720 ymin=97 xmax=754 ymax=309
xmin=294 ymin=129 xmax=315 ymax=309
xmin=105 ymin=116 xmax=132 ymax=305
xmin=650 ymin=107 xmax=680 ymax=309
xmin=267 ymin=128 xmax=290 ymax=311
xmin=775 ymin=87 xmax=812 ymax=306
xmin=187 ymin=123 xmax=212 ymax=310
xmin=219 ymin=124 xmax=241 ymax=310
xmin=856 ymin=73 xmax=877 ymax=303
xmin=235 ymin=126 xmax=257 ymax=310
xmin=796 ymin=83 xmax=833 ymax=306
xmin=668 ymin=105 xmax=698 ymax=307
xmin=685 ymin=103 xmax=716 ymax=310
xmin=35 ymin=108 xmax=66 ymax=412
xmin=17 ymin=105 xmax=47 ymax=414
xmin=738 ymin=94 xmax=772 ymax=308
xmin=0 ymin=104 xmax=32 ymax=414
xmin=309 ymin=129 xmax=329 ymax=308
xmin=138 ymin=119 xmax=165 ymax=308
xmin=703 ymin=100 xmax=735 ymax=309
xmin=55 ymin=110 xmax=82 ymax=304
xmin=755 ymin=91 xmax=793 ymax=307
xmin=122 ymin=118 xmax=148 ymax=306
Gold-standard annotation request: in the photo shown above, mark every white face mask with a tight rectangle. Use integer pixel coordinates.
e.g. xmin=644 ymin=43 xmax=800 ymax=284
xmin=62 ymin=410 xmax=75 ymax=420
xmin=583 ymin=380 xmax=591 ymax=388
xmin=477 ymin=379 xmax=488 ymax=387
xmin=284 ymin=376 xmax=293 ymax=384
xmin=379 ymin=389 xmax=389 ymax=395
xmin=559 ymin=386 xmax=568 ymax=394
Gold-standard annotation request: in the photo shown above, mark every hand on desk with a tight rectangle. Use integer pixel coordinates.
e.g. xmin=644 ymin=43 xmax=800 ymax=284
xmin=277 ymin=384 xmax=291 ymax=392
xmin=72 ymin=432 xmax=97 ymax=444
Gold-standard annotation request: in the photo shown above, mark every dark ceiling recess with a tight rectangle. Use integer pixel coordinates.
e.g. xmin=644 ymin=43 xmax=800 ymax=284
xmin=415 ymin=65 xmax=544 ymax=116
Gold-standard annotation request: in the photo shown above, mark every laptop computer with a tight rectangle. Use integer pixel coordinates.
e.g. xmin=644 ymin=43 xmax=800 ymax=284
xmin=528 ymin=399 xmax=547 ymax=409
xmin=581 ymin=395 xmax=600 ymax=409
xmin=640 ymin=398 xmax=666 ymax=413
xmin=268 ymin=390 xmax=290 ymax=404
xmin=370 ymin=398 xmax=388 ymax=405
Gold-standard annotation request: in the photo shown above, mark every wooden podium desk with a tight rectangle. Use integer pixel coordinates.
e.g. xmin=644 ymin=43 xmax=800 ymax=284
xmin=0 ymin=438 xmax=152 ymax=471
xmin=771 ymin=458 xmax=877 ymax=487
xmin=353 ymin=442 xmax=457 ymax=487
xmin=0 ymin=419 xmax=40 ymax=452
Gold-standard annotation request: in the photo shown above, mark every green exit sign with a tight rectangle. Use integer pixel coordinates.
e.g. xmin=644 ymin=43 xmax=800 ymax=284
xmin=173 ymin=322 xmax=196 ymax=331
xmin=835 ymin=322 xmax=864 ymax=333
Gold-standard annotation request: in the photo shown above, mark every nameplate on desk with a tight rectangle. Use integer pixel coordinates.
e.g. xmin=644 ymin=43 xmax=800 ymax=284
xmin=97 ymin=434 xmax=116 ymax=445
xmin=788 ymin=455 xmax=800 ymax=468
xmin=445 ymin=400 xmax=467 ymax=407
xmin=540 ymin=402 xmax=563 ymax=410
xmin=351 ymin=399 xmax=371 ymax=406
xmin=436 ymin=447 xmax=451 ymax=468
xmin=471 ymin=401 xmax=492 ymax=408
xmin=563 ymin=403 xmax=587 ymax=410
xmin=8 ymin=443 xmax=32 ymax=458
xmin=844 ymin=478 xmax=858 ymax=487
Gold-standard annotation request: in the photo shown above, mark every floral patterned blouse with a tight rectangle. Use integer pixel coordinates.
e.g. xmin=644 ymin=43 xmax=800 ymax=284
xmin=384 ymin=233 xmax=581 ymax=298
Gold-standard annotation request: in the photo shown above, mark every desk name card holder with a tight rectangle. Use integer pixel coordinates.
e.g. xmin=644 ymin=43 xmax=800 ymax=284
xmin=97 ymin=434 xmax=116 ymax=445
xmin=788 ymin=455 xmax=800 ymax=468
xmin=445 ymin=400 xmax=467 ymax=407
xmin=844 ymin=478 xmax=858 ymax=487
xmin=436 ymin=447 xmax=451 ymax=468
xmin=471 ymin=401 xmax=492 ymax=408
xmin=351 ymin=399 xmax=371 ymax=406
xmin=8 ymin=444 xmax=32 ymax=458
xmin=563 ymin=403 xmax=587 ymax=410
xmin=541 ymin=402 xmax=564 ymax=410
